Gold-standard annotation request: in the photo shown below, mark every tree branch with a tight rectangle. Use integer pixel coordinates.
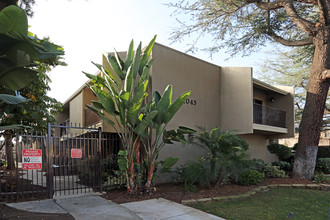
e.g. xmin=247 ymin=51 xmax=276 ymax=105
xmin=269 ymin=32 xmax=313 ymax=46
xmin=318 ymin=0 xmax=330 ymax=25
xmin=283 ymin=0 xmax=317 ymax=36
xmin=296 ymin=0 xmax=318 ymax=4
xmin=321 ymin=69 xmax=330 ymax=80
xmin=255 ymin=0 xmax=285 ymax=10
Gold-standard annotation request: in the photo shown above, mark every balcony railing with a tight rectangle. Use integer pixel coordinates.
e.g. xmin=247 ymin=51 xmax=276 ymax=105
xmin=253 ymin=103 xmax=286 ymax=128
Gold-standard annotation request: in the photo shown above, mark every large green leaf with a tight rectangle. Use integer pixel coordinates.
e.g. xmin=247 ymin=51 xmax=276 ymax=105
xmin=127 ymin=101 xmax=143 ymax=127
xmin=0 ymin=67 xmax=37 ymax=91
xmin=117 ymin=101 xmax=125 ymax=125
xmin=91 ymin=100 xmax=105 ymax=111
xmin=0 ymin=124 xmax=31 ymax=131
xmin=119 ymin=91 xmax=130 ymax=108
xmin=91 ymin=87 xmax=116 ymax=115
xmin=139 ymin=35 xmax=156 ymax=74
xmin=163 ymin=90 xmax=191 ymax=124
xmin=124 ymin=40 xmax=134 ymax=71
xmin=35 ymin=38 xmax=64 ymax=64
xmin=132 ymin=42 xmax=142 ymax=78
xmin=177 ymin=126 xmax=196 ymax=134
xmin=114 ymin=49 xmax=124 ymax=72
xmin=118 ymin=150 xmax=128 ymax=171
xmin=134 ymin=110 xmax=158 ymax=135
xmin=132 ymin=80 xmax=149 ymax=104
xmin=154 ymin=85 xmax=173 ymax=124
xmin=124 ymin=66 xmax=133 ymax=94
xmin=107 ymin=54 xmax=124 ymax=80
xmin=86 ymin=104 xmax=115 ymax=126
xmin=2 ymin=37 xmax=38 ymax=65
xmin=0 ymin=6 xmax=27 ymax=36
xmin=137 ymin=58 xmax=154 ymax=89
xmin=0 ymin=94 xmax=27 ymax=104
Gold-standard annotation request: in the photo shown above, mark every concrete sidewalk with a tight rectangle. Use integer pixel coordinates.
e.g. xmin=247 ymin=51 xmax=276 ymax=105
xmin=7 ymin=193 xmax=141 ymax=220
xmin=6 ymin=194 xmax=225 ymax=220
xmin=122 ymin=198 xmax=224 ymax=220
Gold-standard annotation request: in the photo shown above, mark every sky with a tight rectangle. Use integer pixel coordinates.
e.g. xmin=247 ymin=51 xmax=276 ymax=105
xmin=28 ymin=0 xmax=270 ymax=103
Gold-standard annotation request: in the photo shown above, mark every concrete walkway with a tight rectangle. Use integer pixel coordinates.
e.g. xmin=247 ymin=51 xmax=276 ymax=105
xmin=7 ymin=193 xmax=142 ymax=220
xmin=6 ymin=194 xmax=225 ymax=220
xmin=122 ymin=198 xmax=224 ymax=220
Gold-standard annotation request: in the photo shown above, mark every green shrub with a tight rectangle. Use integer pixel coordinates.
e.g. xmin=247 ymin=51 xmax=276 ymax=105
xmin=267 ymin=143 xmax=292 ymax=161
xmin=250 ymin=159 xmax=268 ymax=173
xmin=313 ymin=172 xmax=329 ymax=184
xmin=317 ymin=146 xmax=330 ymax=158
xmin=271 ymin=161 xmax=293 ymax=172
xmin=193 ymin=127 xmax=250 ymax=185
xmin=77 ymin=154 xmax=126 ymax=187
xmin=238 ymin=169 xmax=264 ymax=186
xmin=177 ymin=159 xmax=213 ymax=191
xmin=263 ymin=165 xmax=287 ymax=178
xmin=315 ymin=158 xmax=330 ymax=174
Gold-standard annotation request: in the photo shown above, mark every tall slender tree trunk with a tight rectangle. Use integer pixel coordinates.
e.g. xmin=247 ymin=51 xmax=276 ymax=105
xmin=4 ymin=130 xmax=15 ymax=170
xmin=293 ymin=27 xmax=330 ymax=179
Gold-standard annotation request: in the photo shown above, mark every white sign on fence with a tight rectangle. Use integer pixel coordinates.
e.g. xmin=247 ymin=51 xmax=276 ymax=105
xmin=22 ymin=149 xmax=42 ymax=170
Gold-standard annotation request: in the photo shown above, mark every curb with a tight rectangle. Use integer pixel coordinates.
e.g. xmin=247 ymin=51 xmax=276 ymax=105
xmin=181 ymin=184 xmax=330 ymax=204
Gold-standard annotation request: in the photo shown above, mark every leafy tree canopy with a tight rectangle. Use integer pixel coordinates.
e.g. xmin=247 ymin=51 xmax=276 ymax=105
xmin=259 ymin=45 xmax=330 ymax=130
xmin=168 ymin=0 xmax=318 ymax=56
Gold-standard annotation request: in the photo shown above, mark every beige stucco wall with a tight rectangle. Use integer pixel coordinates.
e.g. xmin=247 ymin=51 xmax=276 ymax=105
xmin=253 ymin=88 xmax=267 ymax=103
xmin=240 ymin=134 xmax=278 ymax=163
xmin=69 ymin=92 xmax=83 ymax=134
xmin=150 ymin=43 xmax=222 ymax=167
xmin=220 ymin=67 xmax=253 ymax=134
xmin=151 ymin=43 xmax=222 ymax=130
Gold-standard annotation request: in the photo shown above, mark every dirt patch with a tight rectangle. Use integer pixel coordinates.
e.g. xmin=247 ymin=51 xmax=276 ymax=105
xmin=102 ymin=178 xmax=315 ymax=204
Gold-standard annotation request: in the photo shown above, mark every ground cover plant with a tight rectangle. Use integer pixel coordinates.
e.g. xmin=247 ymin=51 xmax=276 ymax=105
xmin=190 ymin=188 xmax=330 ymax=220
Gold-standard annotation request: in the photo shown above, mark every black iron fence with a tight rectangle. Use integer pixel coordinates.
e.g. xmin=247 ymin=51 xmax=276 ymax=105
xmin=0 ymin=131 xmax=49 ymax=202
xmin=0 ymin=123 xmax=124 ymax=202
xmin=253 ymin=103 xmax=286 ymax=128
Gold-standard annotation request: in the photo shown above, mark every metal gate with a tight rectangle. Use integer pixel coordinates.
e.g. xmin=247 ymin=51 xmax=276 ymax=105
xmin=0 ymin=123 xmax=124 ymax=202
xmin=47 ymin=123 xmax=102 ymax=197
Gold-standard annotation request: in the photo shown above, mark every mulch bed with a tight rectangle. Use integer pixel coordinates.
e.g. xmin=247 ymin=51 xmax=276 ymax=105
xmin=102 ymin=178 xmax=315 ymax=204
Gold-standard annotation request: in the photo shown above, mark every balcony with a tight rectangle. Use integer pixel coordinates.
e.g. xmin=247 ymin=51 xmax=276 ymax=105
xmin=253 ymin=103 xmax=286 ymax=128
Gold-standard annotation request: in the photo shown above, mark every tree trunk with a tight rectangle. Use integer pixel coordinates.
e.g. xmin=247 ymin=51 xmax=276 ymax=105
xmin=4 ymin=130 xmax=15 ymax=170
xmin=293 ymin=27 xmax=330 ymax=179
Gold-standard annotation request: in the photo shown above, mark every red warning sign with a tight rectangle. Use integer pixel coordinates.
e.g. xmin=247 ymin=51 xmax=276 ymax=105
xmin=22 ymin=149 xmax=42 ymax=170
xmin=71 ymin=149 xmax=82 ymax=158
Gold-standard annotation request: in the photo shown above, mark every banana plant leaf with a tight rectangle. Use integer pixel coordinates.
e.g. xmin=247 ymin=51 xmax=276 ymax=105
xmin=139 ymin=35 xmax=157 ymax=74
xmin=154 ymin=85 xmax=173 ymax=124
xmin=132 ymin=42 xmax=142 ymax=78
xmin=85 ymin=104 xmax=115 ymax=126
xmin=90 ymin=87 xmax=116 ymax=115
xmin=0 ymin=6 xmax=28 ymax=36
xmin=124 ymin=40 xmax=134 ymax=71
xmin=0 ymin=67 xmax=38 ymax=91
xmin=107 ymin=54 xmax=125 ymax=80
xmin=0 ymin=94 xmax=27 ymax=104
xmin=163 ymin=91 xmax=191 ymax=124
xmin=134 ymin=110 xmax=158 ymax=135
xmin=0 ymin=124 xmax=31 ymax=131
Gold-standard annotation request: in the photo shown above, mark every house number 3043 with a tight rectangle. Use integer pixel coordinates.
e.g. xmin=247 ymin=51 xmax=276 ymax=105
xmin=185 ymin=99 xmax=197 ymax=105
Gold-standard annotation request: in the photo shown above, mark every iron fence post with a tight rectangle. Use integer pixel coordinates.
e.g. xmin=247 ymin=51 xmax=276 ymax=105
xmin=47 ymin=123 xmax=54 ymax=198
xmin=98 ymin=127 xmax=102 ymax=192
